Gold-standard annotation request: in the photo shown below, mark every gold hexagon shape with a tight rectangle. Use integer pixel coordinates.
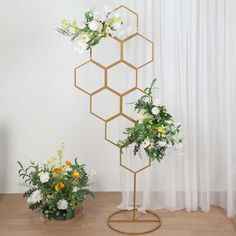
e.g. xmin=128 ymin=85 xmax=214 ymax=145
xmin=123 ymin=34 xmax=154 ymax=69
xmin=113 ymin=5 xmax=138 ymax=41
xmin=107 ymin=62 xmax=137 ymax=95
xmin=90 ymin=88 xmax=120 ymax=122
xmin=122 ymin=88 xmax=151 ymax=122
xmin=119 ymin=147 xmax=151 ymax=174
xmin=91 ymin=37 xmax=121 ymax=68
xmin=74 ymin=61 xmax=105 ymax=95
xmin=137 ymin=63 xmax=155 ymax=92
xmin=105 ymin=114 xmax=135 ymax=147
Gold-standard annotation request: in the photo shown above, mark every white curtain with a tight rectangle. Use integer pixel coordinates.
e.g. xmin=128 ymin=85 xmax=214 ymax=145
xmin=115 ymin=0 xmax=236 ymax=218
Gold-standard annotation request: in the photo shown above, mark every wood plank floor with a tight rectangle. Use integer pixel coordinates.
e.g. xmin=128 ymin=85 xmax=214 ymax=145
xmin=0 ymin=193 xmax=235 ymax=236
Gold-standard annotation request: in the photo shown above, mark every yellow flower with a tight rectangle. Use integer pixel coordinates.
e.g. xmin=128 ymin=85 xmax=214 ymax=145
xmin=55 ymin=167 xmax=63 ymax=174
xmin=65 ymin=160 xmax=72 ymax=166
xmin=55 ymin=181 xmax=65 ymax=192
xmin=111 ymin=17 xmax=122 ymax=24
xmin=72 ymin=171 xmax=80 ymax=179
xmin=157 ymin=125 xmax=165 ymax=134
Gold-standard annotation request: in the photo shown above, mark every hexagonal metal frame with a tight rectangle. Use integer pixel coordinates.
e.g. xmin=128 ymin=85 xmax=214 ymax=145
xmin=73 ymin=5 xmax=154 ymax=169
xmin=74 ymin=60 xmax=105 ymax=95
xmin=72 ymin=5 xmax=160 ymax=234
xmin=107 ymin=62 xmax=137 ymax=96
xmin=123 ymin=33 xmax=154 ymax=69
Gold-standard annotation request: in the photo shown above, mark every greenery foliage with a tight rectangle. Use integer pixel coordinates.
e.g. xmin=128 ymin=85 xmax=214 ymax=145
xmin=119 ymin=79 xmax=183 ymax=162
xmin=18 ymin=143 xmax=94 ymax=220
xmin=56 ymin=8 xmax=123 ymax=53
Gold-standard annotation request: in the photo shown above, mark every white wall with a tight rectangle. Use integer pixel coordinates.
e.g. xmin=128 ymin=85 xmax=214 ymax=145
xmin=0 ymin=0 xmax=125 ymax=193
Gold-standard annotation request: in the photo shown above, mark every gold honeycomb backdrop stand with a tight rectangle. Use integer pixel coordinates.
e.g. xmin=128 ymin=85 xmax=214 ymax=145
xmin=74 ymin=5 xmax=161 ymax=234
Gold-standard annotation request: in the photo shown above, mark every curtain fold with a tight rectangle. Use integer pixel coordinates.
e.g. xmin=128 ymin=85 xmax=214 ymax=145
xmin=116 ymin=0 xmax=236 ymax=218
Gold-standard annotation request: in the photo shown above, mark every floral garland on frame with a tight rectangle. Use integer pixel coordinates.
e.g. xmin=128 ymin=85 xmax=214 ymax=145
xmin=56 ymin=6 xmax=123 ymax=54
xmin=18 ymin=143 xmax=94 ymax=220
xmin=119 ymin=79 xmax=183 ymax=162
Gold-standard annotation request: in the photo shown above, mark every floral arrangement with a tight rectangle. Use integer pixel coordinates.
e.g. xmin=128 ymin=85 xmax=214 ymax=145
xmin=17 ymin=143 xmax=94 ymax=220
xmin=119 ymin=79 xmax=183 ymax=162
xmin=56 ymin=6 xmax=123 ymax=54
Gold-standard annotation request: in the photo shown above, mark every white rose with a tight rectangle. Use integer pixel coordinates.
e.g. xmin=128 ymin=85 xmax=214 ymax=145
xmin=88 ymin=20 xmax=101 ymax=31
xmin=151 ymin=106 xmax=159 ymax=115
xmin=158 ymin=141 xmax=167 ymax=147
xmin=39 ymin=172 xmax=50 ymax=183
xmin=175 ymin=142 xmax=184 ymax=150
xmin=143 ymin=139 xmax=151 ymax=148
xmin=27 ymin=190 xmax=42 ymax=204
xmin=57 ymin=199 xmax=68 ymax=210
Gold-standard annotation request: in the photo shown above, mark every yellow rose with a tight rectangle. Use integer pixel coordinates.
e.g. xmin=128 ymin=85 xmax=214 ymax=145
xmin=55 ymin=181 xmax=65 ymax=192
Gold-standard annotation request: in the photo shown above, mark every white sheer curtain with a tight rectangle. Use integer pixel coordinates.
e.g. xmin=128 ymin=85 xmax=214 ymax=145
xmin=116 ymin=0 xmax=236 ymax=218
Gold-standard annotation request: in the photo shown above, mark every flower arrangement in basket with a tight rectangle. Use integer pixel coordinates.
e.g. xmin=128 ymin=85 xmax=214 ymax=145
xmin=56 ymin=6 xmax=123 ymax=54
xmin=119 ymin=79 xmax=184 ymax=162
xmin=18 ymin=143 xmax=94 ymax=220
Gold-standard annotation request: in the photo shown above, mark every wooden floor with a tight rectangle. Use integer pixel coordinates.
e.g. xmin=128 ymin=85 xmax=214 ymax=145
xmin=0 ymin=193 xmax=235 ymax=236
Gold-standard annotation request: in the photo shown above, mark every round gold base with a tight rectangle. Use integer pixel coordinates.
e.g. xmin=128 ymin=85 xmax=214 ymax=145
xmin=107 ymin=209 xmax=161 ymax=235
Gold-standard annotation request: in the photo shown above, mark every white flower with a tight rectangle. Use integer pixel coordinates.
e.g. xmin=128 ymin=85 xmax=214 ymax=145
xmin=151 ymin=106 xmax=159 ymax=115
xmin=39 ymin=172 xmax=50 ymax=183
xmin=175 ymin=142 xmax=184 ymax=150
xmin=77 ymin=33 xmax=90 ymax=43
xmin=97 ymin=22 xmax=103 ymax=32
xmin=143 ymin=139 xmax=151 ymax=148
xmin=57 ymin=199 xmax=68 ymax=210
xmin=27 ymin=190 xmax=42 ymax=204
xmin=93 ymin=11 xmax=101 ymax=21
xmin=66 ymin=166 xmax=72 ymax=172
xmin=79 ymin=21 xmax=86 ymax=29
xmin=41 ymin=160 xmax=47 ymax=165
xmin=88 ymin=20 xmax=102 ymax=31
xmin=142 ymin=96 xmax=151 ymax=103
xmin=74 ymin=40 xmax=87 ymax=54
xmin=72 ymin=186 xmax=78 ymax=193
xmin=89 ymin=169 xmax=96 ymax=178
xmin=111 ymin=22 xmax=122 ymax=30
xmin=104 ymin=5 xmax=111 ymax=13
xmin=158 ymin=141 xmax=167 ymax=147
xmin=114 ymin=11 xmax=120 ymax=18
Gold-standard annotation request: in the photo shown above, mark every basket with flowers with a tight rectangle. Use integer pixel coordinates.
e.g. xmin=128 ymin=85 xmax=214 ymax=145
xmin=17 ymin=143 xmax=94 ymax=220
